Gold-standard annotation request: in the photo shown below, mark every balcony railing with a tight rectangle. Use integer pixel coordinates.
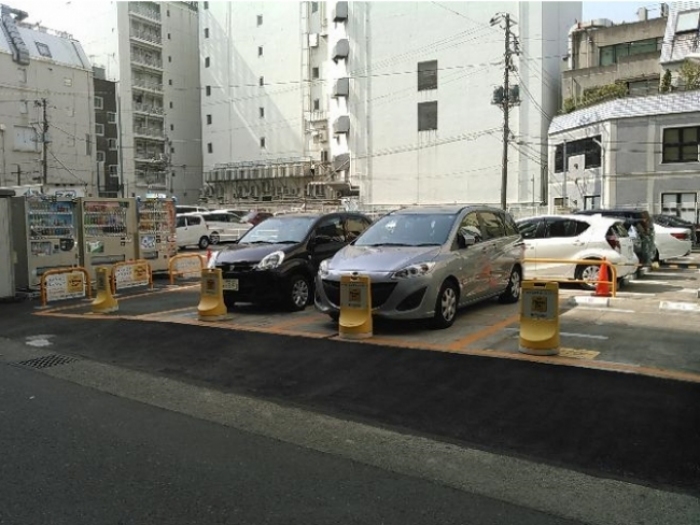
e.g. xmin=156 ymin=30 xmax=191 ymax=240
xmin=134 ymin=126 xmax=165 ymax=138
xmin=129 ymin=4 xmax=161 ymax=22
xmin=134 ymin=150 xmax=164 ymax=162
xmin=131 ymin=53 xmax=163 ymax=70
xmin=132 ymin=103 xmax=164 ymax=116
xmin=132 ymin=77 xmax=163 ymax=92
xmin=130 ymin=30 xmax=162 ymax=46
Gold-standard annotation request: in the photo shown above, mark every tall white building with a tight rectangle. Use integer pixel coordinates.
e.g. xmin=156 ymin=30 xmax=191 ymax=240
xmin=201 ymin=1 xmax=581 ymax=210
xmin=0 ymin=4 xmax=95 ymax=193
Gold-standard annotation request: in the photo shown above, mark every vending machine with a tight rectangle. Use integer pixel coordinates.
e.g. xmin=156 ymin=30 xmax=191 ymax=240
xmin=136 ymin=197 xmax=177 ymax=272
xmin=77 ymin=198 xmax=139 ymax=280
xmin=11 ymin=196 xmax=80 ymax=289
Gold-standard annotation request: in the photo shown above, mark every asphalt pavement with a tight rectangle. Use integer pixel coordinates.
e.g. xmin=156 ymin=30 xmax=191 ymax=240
xmin=0 ymin=364 xmax=585 ymax=525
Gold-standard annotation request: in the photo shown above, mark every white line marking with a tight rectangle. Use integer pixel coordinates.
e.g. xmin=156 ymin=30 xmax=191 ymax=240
xmin=642 ymin=272 xmax=696 ymax=278
xmin=629 ymin=280 xmax=677 ymax=286
xmin=574 ymin=306 xmax=636 ymax=314
xmin=616 ymin=291 xmax=656 ymax=297
xmin=680 ymin=288 xmax=698 ymax=294
xmin=659 ymin=301 xmax=700 ymax=313
xmin=505 ymin=327 xmax=608 ymax=340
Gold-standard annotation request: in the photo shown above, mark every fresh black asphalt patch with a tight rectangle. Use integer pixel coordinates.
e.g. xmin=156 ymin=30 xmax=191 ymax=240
xmin=4 ymin=299 xmax=699 ymax=497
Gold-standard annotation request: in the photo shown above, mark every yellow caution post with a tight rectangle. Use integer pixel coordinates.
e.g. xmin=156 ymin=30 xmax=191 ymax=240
xmin=338 ymin=274 xmax=373 ymax=340
xmin=519 ymin=281 xmax=560 ymax=356
xmin=91 ymin=266 xmax=119 ymax=314
xmin=198 ymin=268 xmax=227 ymax=321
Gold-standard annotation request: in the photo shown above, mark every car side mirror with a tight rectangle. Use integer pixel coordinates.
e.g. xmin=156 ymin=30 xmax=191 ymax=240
xmin=458 ymin=232 xmax=477 ymax=249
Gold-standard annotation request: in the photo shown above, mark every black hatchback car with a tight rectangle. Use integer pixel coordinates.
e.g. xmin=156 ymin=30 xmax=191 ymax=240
xmin=208 ymin=212 xmax=372 ymax=311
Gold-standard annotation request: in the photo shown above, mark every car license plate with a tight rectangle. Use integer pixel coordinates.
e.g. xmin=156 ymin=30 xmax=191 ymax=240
xmin=223 ymin=279 xmax=239 ymax=291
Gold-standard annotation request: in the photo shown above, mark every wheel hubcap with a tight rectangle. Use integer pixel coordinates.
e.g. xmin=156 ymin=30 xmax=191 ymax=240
xmin=441 ymin=288 xmax=457 ymax=322
xmin=211 ymin=234 xmax=219 ymax=244
xmin=582 ymin=266 xmax=599 ymax=283
xmin=292 ymin=280 xmax=309 ymax=307
xmin=510 ymin=271 xmax=521 ymax=298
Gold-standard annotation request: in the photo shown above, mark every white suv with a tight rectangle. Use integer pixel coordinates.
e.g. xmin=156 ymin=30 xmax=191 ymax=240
xmin=199 ymin=211 xmax=252 ymax=244
xmin=176 ymin=213 xmax=211 ymax=250
xmin=517 ymin=214 xmax=639 ymax=288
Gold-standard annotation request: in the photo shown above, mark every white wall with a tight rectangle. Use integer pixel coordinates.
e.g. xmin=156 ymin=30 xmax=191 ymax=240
xmin=200 ymin=1 xmax=305 ymax=173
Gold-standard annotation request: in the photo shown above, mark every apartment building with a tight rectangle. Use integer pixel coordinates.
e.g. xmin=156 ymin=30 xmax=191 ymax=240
xmin=93 ymin=66 xmax=119 ymax=197
xmin=0 ymin=4 xmax=95 ymax=193
xmin=202 ymin=1 xmax=581 ymax=210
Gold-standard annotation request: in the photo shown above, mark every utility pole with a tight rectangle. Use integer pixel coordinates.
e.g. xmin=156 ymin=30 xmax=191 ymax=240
xmin=13 ymin=164 xmax=21 ymax=186
xmin=490 ymin=12 xmax=519 ymax=210
xmin=36 ymin=98 xmax=49 ymax=185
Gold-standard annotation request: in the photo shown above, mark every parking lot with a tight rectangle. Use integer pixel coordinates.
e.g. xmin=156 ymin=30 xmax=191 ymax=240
xmin=33 ymin=252 xmax=700 ymax=384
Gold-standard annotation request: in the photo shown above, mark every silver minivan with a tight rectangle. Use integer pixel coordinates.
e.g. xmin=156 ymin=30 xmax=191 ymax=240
xmin=315 ymin=206 xmax=525 ymax=329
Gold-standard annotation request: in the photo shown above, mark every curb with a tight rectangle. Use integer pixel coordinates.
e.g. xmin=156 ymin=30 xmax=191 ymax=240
xmin=659 ymin=301 xmax=700 ymax=313
xmin=567 ymin=296 xmax=610 ymax=307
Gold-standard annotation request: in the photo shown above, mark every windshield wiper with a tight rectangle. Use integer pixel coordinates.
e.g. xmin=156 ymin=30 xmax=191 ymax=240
xmin=246 ymin=240 xmax=273 ymax=244
xmin=413 ymin=243 xmax=441 ymax=246
xmin=276 ymin=240 xmax=300 ymax=244
xmin=364 ymin=242 xmax=412 ymax=247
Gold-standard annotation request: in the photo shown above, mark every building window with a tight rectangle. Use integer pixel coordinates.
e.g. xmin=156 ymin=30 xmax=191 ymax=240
xmin=628 ymin=78 xmax=658 ymax=96
xmin=312 ymin=66 xmax=320 ymax=79
xmin=108 ymin=138 xmax=118 ymax=150
xmin=259 ymin=107 xmax=265 ymax=118
xmin=554 ymin=136 xmax=602 ymax=172
xmin=168 ymin=56 xmax=172 ymax=63
xmin=257 ymin=14 xmax=263 ymax=26
xmin=207 ymin=142 xmax=213 ymax=153
xmin=170 ymin=124 xmax=174 ymax=131
xmin=169 ymin=79 xmax=173 ymax=85
xmin=108 ymin=165 xmax=118 ymax=176
xmin=313 ymin=98 xmax=320 ymax=111
xmin=260 ymin=137 xmax=266 ymax=148
xmin=95 ymin=123 xmax=105 ymax=136
xmin=19 ymin=100 xmax=28 ymax=114
xmin=205 ymin=56 xmax=210 ymax=68
xmin=94 ymin=96 xmax=103 ymax=109
xmin=18 ymin=67 xmax=27 ymax=83
xmin=86 ymin=134 xmax=92 ymax=155
xmin=662 ymin=126 xmax=699 ymax=163
xmin=206 ymin=114 xmax=212 ymax=125
xmin=417 ymin=60 xmax=438 ymax=91
xmin=203 ymin=1 xmax=208 ymax=9
xmin=417 ymin=101 xmax=438 ymax=131
xmin=107 ymin=112 xmax=116 ymax=123
xmin=170 ymin=146 xmax=175 ymax=153
xmin=259 ymin=76 xmax=264 ymax=86
xmin=258 ymin=46 xmax=263 ymax=57
xmin=206 ymin=85 xmax=211 ymax=96
xmin=97 ymin=151 xmax=106 ymax=162
xmin=311 ymin=1 xmax=319 ymax=13
xmin=584 ymin=195 xmax=601 ymax=210
xmin=169 ymin=101 xmax=173 ymax=108
xmin=599 ymin=38 xmax=661 ymax=67
xmin=168 ymin=33 xmax=171 ymax=40
xmin=35 ymin=42 xmax=52 ymax=58
xmin=676 ymin=10 xmax=700 ymax=33
xmin=167 ymin=9 xmax=170 ymax=16
xmin=204 ymin=27 xmax=209 ymax=38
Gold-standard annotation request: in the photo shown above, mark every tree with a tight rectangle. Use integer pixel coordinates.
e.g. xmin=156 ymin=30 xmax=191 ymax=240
xmin=660 ymin=69 xmax=672 ymax=93
xmin=679 ymin=61 xmax=700 ymax=90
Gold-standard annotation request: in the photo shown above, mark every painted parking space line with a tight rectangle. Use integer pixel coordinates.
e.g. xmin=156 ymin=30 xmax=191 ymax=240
xmin=504 ymin=327 xmax=608 ymax=340
xmin=570 ymin=306 xmax=636 ymax=314
xmin=446 ymin=314 xmax=520 ymax=351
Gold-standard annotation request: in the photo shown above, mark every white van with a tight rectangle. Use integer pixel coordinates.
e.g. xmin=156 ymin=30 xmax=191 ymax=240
xmin=199 ymin=211 xmax=252 ymax=244
xmin=176 ymin=205 xmax=209 ymax=215
xmin=176 ymin=213 xmax=211 ymax=249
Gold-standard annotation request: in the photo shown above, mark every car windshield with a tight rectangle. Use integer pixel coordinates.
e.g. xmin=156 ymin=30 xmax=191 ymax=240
xmin=355 ymin=213 xmax=456 ymax=247
xmin=238 ymin=217 xmax=316 ymax=244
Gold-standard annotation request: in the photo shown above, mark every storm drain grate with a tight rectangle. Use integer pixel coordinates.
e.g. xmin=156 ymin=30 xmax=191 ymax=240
xmin=12 ymin=354 xmax=79 ymax=370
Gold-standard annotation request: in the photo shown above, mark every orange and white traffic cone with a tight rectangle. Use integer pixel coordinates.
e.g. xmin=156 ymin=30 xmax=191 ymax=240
xmin=206 ymin=248 xmax=212 ymax=262
xmin=593 ymin=259 xmax=612 ymax=297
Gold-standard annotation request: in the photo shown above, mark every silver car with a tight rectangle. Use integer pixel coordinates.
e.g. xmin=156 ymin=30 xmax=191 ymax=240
xmin=315 ymin=206 xmax=525 ymax=329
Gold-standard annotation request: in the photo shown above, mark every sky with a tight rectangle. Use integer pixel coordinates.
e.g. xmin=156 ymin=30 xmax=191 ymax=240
xmin=582 ymin=1 xmax=662 ymax=23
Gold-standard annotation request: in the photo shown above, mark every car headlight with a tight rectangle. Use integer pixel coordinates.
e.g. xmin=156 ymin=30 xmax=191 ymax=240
xmin=206 ymin=251 xmax=219 ymax=269
xmin=392 ymin=262 xmax=436 ymax=279
xmin=319 ymin=258 xmax=331 ymax=277
xmin=255 ymin=250 xmax=285 ymax=270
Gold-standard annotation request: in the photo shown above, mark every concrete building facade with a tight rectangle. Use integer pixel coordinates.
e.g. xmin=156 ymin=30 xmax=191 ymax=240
xmin=0 ymin=4 xmax=96 ymax=194
xmin=93 ymin=66 xmax=119 ymax=197
xmin=202 ymin=1 xmax=581 ymax=211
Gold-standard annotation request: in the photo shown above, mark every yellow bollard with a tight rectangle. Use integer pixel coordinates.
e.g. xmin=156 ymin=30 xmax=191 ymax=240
xmin=198 ymin=268 xmax=227 ymax=321
xmin=91 ymin=266 xmax=119 ymax=314
xmin=338 ymin=274 xmax=373 ymax=340
xmin=519 ymin=281 xmax=559 ymax=356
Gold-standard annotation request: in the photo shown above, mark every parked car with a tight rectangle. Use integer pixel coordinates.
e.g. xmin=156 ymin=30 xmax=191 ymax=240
xmin=315 ymin=206 xmax=525 ymax=329
xmin=654 ymin=214 xmax=698 ymax=246
xmin=652 ymin=223 xmax=693 ymax=262
xmin=208 ymin=212 xmax=373 ymax=311
xmin=176 ymin=205 xmax=209 ymax=215
xmin=199 ymin=211 xmax=252 ymax=244
xmin=516 ymin=215 xmax=638 ymax=289
xmin=176 ymin=213 xmax=211 ymax=250
xmin=241 ymin=210 xmax=273 ymax=226
xmin=574 ymin=209 xmax=655 ymax=269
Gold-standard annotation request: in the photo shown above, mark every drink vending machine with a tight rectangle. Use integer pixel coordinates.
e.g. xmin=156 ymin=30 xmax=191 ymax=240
xmin=77 ymin=198 xmax=139 ymax=280
xmin=136 ymin=197 xmax=177 ymax=273
xmin=11 ymin=196 xmax=80 ymax=289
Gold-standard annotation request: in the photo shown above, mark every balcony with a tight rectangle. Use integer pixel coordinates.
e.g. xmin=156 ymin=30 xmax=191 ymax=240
xmin=132 ymin=103 xmax=164 ymax=116
xmin=128 ymin=3 xmax=161 ymax=23
xmin=134 ymin=126 xmax=165 ymax=140
xmin=307 ymin=110 xmax=328 ymax=123
xmin=132 ymin=77 xmax=163 ymax=93
xmin=130 ymin=29 xmax=162 ymax=47
xmin=134 ymin=149 xmax=165 ymax=163
xmin=131 ymin=52 xmax=163 ymax=72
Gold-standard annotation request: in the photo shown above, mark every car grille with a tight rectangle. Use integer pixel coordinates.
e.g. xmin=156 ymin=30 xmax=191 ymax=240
xmin=322 ymin=280 xmax=397 ymax=308
xmin=221 ymin=262 xmax=255 ymax=273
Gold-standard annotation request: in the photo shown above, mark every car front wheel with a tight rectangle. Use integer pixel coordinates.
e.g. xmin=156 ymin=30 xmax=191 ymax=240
xmin=430 ymin=280 xmax=459 ymax=329
xmin=499 ymin=266 xmax=522 ymax=304
xmin=198 ymin=236 xmax=210 ymax=250
xmin=285 ymin=274 xmax=310 ymax=311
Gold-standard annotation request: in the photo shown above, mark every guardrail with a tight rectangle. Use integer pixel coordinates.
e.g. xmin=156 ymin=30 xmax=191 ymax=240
xmin=168 ymin=253 xmax=206 ymax=285
xmin=523 ymin=258 xmax=619 ymax=297
xmin=111 ymin=259 xmax=153 ymax=293
xmin=39 ymin=267 xmax=92 ymax=307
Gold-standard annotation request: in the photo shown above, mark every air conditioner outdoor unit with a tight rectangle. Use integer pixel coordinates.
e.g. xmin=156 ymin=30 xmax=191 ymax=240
xmin=317 ymin=130 xmax=328 ymax=143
